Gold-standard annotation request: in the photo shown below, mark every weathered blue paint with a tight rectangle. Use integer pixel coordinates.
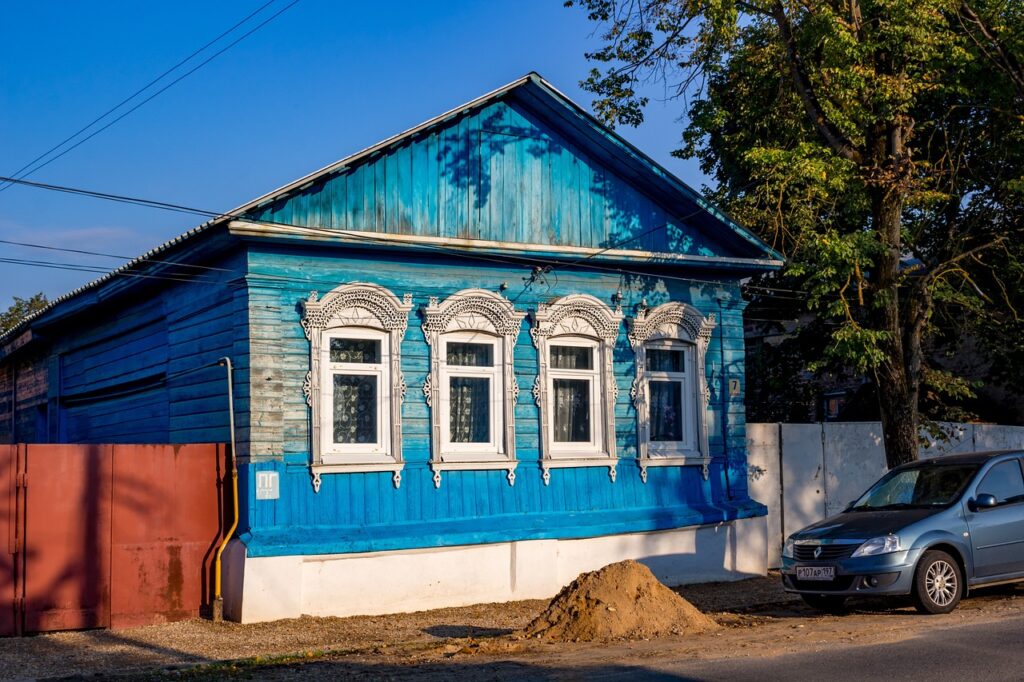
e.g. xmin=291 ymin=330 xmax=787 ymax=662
xmin=0 ymin=75 xmax=774 ymax=562
xmin=248 ymin=98 xmax=737 ymax=259
xmin=235 ymin=243 xmax=757 ymax=555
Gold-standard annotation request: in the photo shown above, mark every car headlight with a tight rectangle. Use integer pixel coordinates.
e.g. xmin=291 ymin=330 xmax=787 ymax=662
xmin=782 ymin=537 xmax=795 ymax=558
xmin=852 ymin=534 xmax=902 ymax=557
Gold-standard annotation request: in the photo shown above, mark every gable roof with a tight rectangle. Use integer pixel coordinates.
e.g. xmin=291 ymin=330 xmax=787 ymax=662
xmin=1 ymin=73 xmax=782 ymax=348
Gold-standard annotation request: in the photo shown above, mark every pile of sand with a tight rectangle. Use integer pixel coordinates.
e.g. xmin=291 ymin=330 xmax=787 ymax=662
xmin=522 ymin=560 xmax=718 ymax=642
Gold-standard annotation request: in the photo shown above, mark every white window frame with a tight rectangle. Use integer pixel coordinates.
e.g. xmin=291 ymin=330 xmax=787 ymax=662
xmin=547 ymin=336 xmax=603 ymax=457
xmin=531 ymin=294 xmax=623 ymax=485
xmin=321 ymin=327 xmax=390 ymax=459
xmin=627 ymin=301 xmax=716 ymax=483
xmin=301 ymin=283 xmax=413 ymax=492
xmin=439 ymin=332 xmax=503 ymax=459
xmin=422 ymin=289 xmax=525 ymax=488
xmin=643 ymin=340 xmax=697 ymax=455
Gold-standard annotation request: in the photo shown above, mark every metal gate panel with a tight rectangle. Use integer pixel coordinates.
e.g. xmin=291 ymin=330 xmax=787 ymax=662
xmin=0 ymin=445 xmax=16 ymax=636
xmin=23 ymin=444 xmax=112 ymax=633
xmin=110 ymin=444 xmax=224 ymax=629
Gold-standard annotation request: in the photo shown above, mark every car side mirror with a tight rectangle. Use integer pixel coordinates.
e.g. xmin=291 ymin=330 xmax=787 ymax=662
xmin=969 ymin=493 xmax=998 ymax=512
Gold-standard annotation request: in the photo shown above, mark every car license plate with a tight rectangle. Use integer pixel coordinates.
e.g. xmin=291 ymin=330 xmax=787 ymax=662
xmin=796 ymin=565 xmax=835 ymax=581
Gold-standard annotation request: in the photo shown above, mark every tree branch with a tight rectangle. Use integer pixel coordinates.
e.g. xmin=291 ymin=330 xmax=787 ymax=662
xmin=770 ymin=3 xmax=864 ymax=164
xmin=959 ymin=2 xmax=1024 ymax=101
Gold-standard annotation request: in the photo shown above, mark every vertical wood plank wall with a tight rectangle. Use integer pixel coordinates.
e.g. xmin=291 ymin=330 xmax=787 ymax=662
xmin=247 ymin=99 xmax=720 ymax=258
xmin=240 ymin=246 xmax=756 ymax=555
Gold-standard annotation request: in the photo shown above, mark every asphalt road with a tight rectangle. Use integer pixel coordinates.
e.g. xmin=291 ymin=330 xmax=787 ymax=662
xmin=186 ymin=616 xmax=1023 ymax=682
xmin=647 ymin=616 xmax=1024 ymax=682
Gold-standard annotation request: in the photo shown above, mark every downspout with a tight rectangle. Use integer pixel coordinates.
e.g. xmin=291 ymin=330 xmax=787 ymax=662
xmin=213 ymin=356 xmax=239 ymax=621
xmin=719 ymin=298 xmax=733 ymax=501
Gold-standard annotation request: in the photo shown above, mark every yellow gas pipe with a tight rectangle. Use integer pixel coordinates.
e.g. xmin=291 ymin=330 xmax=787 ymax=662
xmin=213 ymin=356 xmax=239 ymax=621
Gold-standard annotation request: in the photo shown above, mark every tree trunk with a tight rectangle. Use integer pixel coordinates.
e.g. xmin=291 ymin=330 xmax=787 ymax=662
xmin=871 ymin=183 xmax=920 ymax=469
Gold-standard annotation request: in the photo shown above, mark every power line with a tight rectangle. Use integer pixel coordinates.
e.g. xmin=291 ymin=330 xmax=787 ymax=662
xmin=0 ymin=0 xmax=302 ymax=193
xmin=0 ymin=174 xmax=823 ymax=313
xmin=0 ymin=0 xmax=278 ymax=193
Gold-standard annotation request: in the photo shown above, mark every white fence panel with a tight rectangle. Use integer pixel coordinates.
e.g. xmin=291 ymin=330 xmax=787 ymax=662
xmin=822 ymin=423 xmax=887 ymax=517
xmin=746 ymin=423 xmax=782 ymax=566
xmin=779 ymin=424 xmax=826 ymax=544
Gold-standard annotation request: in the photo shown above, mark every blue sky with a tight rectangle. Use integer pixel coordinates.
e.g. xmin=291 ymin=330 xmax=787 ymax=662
xmin=0 ymin=0 xmax=706 ymax=305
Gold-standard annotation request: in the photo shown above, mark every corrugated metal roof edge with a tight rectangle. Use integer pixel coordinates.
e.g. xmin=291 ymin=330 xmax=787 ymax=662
xmin=0 ymin=71 xmax=782 ymax=347
xmin=0 ymin=75 xmax=544 ymax=347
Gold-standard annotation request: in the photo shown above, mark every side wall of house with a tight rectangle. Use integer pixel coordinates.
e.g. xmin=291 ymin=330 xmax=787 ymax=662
xmin=239 ymin=244 xmax=757 ymax=556
xmin=0 ymin=249 xmax=248 ymax=447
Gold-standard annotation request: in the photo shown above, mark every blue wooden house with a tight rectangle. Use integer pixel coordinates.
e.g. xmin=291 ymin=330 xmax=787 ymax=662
xmin=0 ymin=74 xmax=781 ymax=621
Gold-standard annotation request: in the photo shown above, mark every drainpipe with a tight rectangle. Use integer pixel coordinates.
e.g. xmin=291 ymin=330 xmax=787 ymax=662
xmin=719 ymin=298 xmax=733 ymax=501
xmin=213 ymin=356 xmax=239 ymax=621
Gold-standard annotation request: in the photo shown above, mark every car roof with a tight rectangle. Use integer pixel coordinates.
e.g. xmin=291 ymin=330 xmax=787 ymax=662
xmin=899 ymin=450 xmax=1023 ymax=469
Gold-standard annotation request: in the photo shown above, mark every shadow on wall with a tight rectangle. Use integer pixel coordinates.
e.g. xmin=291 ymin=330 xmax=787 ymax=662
xmin=1 ymin=444 xmax=227 ymax=636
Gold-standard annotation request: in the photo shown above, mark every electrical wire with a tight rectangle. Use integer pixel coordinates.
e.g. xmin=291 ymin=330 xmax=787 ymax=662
xmin=0 ymin=0 xmax=279 ymax=193
xmin=0 ymin=0 xmax=302 ymax=193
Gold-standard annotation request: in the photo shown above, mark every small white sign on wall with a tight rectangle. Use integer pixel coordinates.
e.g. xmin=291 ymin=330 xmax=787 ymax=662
xmin=255 ymin=471 xmax=280 ymax=500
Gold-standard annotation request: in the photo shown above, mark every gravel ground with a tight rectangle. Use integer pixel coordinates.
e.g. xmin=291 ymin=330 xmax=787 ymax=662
xmin=2 ymin=574 xmax=1020 ymax=681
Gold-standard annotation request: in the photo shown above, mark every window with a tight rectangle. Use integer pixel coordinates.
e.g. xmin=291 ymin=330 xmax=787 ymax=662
xmin=422 ymin=289 xmax=525 ymax=487
xmin=532 ymin=294 xmax=623 ymax=484
xmin=977 ymin=460 xmax=1024 ymax=505
xmin=549 ymin=339 xmax=601 ymax=452
xmin=301 ymin=283 xmax=413 ymax=491
xmin=323 ymin=330 xmax=387 ymax=455
xmin=441 ymin=334 xmax=501 ymax=454
xmin=627 ymin=302 xmax=716 ymax=483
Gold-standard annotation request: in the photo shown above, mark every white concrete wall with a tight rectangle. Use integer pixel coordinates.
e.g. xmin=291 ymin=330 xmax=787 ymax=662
xmin=223 ymin=516 xmax=768 ymax=623
xmin=746 ymin=422 xmax=1024 ymax=568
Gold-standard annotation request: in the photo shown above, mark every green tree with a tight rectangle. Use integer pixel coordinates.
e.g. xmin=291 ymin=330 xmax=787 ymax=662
xmin=1 ymin=293 xmax=48 ymax=334
xmin=571 ymin=0 xmax=1024 ymax=467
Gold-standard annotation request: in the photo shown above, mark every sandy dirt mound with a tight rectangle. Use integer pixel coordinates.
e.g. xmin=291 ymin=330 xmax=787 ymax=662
xmin=522 ymin=560 xmax=719 ymax=642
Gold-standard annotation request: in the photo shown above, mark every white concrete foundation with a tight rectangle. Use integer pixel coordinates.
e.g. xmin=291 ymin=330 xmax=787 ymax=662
xmin=222 ymin=516 xmax=767 ymax=623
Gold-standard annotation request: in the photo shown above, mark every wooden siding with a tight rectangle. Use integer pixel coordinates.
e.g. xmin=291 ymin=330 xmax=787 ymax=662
xmin=246 ymin=99 xmax=724 ymax=258
xmin=239 ymin=245 xmax=758 ymax=555
xmin=0 ymin=250 xmax=248 ymax=447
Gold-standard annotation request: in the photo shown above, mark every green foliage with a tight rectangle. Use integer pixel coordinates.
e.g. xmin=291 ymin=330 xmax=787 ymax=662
xmin=1 ymin=293 xmax=47 ymax=335
xmin=571 ymin=0 xmax=1024 ymax=442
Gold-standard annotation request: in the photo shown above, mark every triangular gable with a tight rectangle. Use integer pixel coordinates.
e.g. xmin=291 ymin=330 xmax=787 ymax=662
xmin=239 ymin=73 xmax=781 ymax=265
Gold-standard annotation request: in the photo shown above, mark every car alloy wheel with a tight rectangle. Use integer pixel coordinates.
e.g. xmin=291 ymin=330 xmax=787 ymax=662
xmin=913 ymin=550 xmax=963 ymax=614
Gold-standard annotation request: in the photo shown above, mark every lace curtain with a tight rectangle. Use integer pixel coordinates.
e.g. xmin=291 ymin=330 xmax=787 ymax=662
xmin=553 ymin=378 xmax=590 ymax=442
xmin=649 ymin=380 xmax=682 ymax=442
xmin=449 ymin=377 xmax=490 ymax=442
xmin=333 ymin=374 xmax=377 ymax=443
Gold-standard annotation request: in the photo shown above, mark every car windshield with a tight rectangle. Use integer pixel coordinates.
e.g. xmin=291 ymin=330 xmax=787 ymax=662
xmin=851 ymin=464 xmax=979 ymax=510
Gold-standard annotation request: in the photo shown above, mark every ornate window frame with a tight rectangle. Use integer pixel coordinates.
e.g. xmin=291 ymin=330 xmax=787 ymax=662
xmin=628 ymin=301 xmax=716 ymax=483
xmin=422 ymin=289 xmax=525 ymax=488
xmin=531 ymin=294 xmax=623 ymax=485
xmin=301 ymin=282 xmax=413 ymax=492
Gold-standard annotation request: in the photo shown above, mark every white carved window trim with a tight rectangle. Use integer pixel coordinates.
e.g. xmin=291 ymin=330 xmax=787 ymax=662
xmin=422 ymin=289 xmax=525 ymax=488
xmin=628 ymin=301 xmax=716 ymax=483
xmin=531 ymin=294 xmax=623 ymax=485
xmin=301 ymin=283 xmax=413 ymax=492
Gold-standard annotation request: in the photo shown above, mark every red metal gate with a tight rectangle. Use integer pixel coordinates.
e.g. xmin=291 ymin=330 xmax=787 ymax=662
xmin=1 ymin=443 xmax=226 ymax=635
xmin=1 ymin=445 xmax=15 ymax=637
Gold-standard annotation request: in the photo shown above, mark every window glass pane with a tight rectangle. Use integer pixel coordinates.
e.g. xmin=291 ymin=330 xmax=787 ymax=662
xmin=647 ymin=348 xmax=686 ymax=372
xmin=449 ymin=377 xmax=490 ymax=443
xmin=330 ymin=338 xmax=380 ymax=363
xmin=447 ymin=342 xmax=493 ymax=367
xmin=650 ymin=380 xmax=683 ymax=442
xmin=551 ymin=345 xmax=593 ymax=370
xmin=553 ymin=378 xmax=591 ymax=442
xmin=978 ymin=460 xmax=1024 ymax=504
xmin=332 ymin=374 xmax=377 ymax=443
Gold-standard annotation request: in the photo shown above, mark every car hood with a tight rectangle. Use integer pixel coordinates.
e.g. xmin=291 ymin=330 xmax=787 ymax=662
xmin=794 ymin=508 xmax=943 ymax=541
